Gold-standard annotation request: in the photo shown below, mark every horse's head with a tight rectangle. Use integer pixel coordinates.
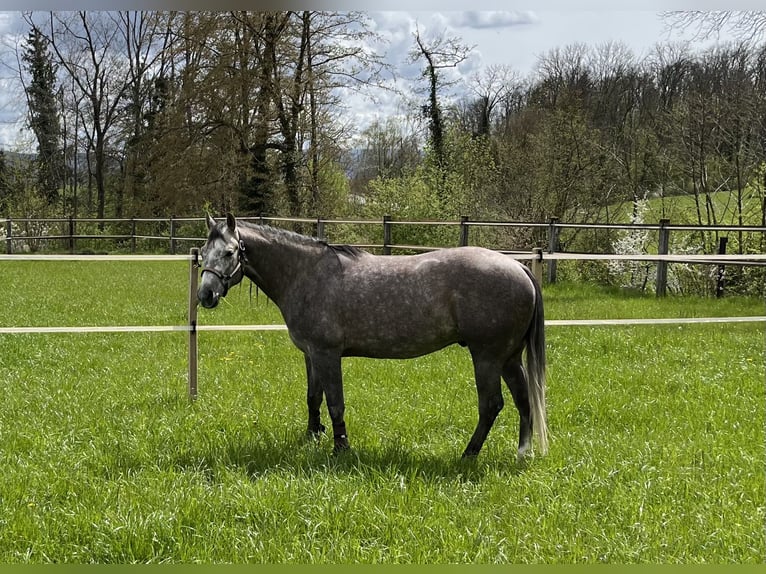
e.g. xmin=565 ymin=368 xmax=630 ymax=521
xmin=198 ymin=213 xmax=245 ymax=308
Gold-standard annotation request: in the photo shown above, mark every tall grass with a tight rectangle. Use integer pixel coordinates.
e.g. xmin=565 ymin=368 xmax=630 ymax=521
xmin=0 ymin=261 xmax=763 ymax=562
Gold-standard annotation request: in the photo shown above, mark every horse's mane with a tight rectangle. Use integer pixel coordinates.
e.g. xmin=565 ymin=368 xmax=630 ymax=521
xmin=236 ymin=220 xmax=365 ymax=259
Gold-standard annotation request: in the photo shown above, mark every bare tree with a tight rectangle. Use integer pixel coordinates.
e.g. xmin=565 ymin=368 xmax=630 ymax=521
xmin=352 ymin=116 xmax=421 ymax=193
xmin=30 ymin=11 xmax=133 ymax=225
xmin=662 ymin=11 xmax=766 ymax=44
xmin=114 ymin=11 xmax=175 ymax=217
xmin=458 ymin=64 xmax=518 ymax=136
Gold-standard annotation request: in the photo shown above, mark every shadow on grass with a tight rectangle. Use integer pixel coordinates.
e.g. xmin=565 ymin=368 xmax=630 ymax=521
xmin=169 ymin=428 xmax=529 ymax=483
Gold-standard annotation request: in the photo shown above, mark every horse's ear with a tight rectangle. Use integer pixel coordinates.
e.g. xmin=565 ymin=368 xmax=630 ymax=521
xmin=225 ymin=212 xmax=237 ymax=232
xmin=205 ymin=213 xmax=217 ymax=230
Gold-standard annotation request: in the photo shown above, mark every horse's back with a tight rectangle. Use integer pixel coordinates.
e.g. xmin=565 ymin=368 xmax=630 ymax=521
xmin=332 ymin=246 xmax=537 ymax=358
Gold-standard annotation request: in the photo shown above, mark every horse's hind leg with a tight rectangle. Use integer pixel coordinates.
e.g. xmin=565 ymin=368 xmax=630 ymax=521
xmin=462 ymin=352 xmax=504 ymax=458
xmin=304 ymin=354 xmax=325 ymax=437
xmin=503 ymin=357 xmax=532 ymax=462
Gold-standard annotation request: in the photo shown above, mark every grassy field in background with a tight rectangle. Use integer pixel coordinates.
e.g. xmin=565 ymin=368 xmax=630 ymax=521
xmin=0 ymin=260 xmax=763 ymax=563
xmin=604 ymin=189 xmax=764 ymax=226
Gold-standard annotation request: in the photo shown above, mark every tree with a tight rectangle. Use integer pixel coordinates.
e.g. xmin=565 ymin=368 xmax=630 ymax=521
xmin=21 ymin=25 xmax=63 ymax=205
xmin=460 ymin=64 xmax=518 ymax=137
xmin=33 ymin=11 xmax=133 ymax=224
xmin=182 ymin=11 xmax=387 ymax=218
xmin=662 ymin=11 xmax=766 ymax=43
xmin=409 ymin=24 xmax=473 ymax=193
xmin=0 ymin=150 xmax=10 ymax=214
xmin=352 ymin=116 xmax=421 ymax=190
xmin=114 ymin=11 xmax=175 ymax=218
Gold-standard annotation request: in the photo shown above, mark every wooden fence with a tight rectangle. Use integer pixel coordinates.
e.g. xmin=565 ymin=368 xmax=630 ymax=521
xmin=4 ymin=215 xmax=766 ymax=297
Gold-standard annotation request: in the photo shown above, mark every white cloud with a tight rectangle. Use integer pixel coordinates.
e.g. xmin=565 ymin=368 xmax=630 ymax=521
xmin=446 ymin=11 xmax=539 ymax=29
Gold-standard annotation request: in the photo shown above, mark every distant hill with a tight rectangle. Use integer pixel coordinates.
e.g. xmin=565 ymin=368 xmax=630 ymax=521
xmin=0 ymin=150 xmax=34 ymax=165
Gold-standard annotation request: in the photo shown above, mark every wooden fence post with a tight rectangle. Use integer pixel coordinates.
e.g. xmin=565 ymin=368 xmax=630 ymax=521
xmin=170 ymin=215 xmax=177 ymax=255
xmin=716 ymin=236 xmax=728 ymax=298
xmin=547 ymin=217 xmax=560 ymax=284
xmin=383 ymin=215 xmax=392 ymax=255
xmin=316 ymin=218 xmax=325 ymax=241
xmin=459 ymin=215 xmax=470 ymax=247
xmin=5 ymin=217 xmax=11 ymax=254
xmin=188 ymin=248 xmax=200 ymax=400
xmin=656 ymin=218 xmax=670 ymax=297
xmin=68 ymin=216 xmax=75 ymax=254
xmin=531 ymin=247 xmax=544 ymax=285
xmin=131 ymin=218 xmax=137 ymax=253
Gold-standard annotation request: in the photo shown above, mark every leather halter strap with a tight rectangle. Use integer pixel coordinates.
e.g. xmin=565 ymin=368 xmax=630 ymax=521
xmin=201 ymin=229 xmax=246 ymax=296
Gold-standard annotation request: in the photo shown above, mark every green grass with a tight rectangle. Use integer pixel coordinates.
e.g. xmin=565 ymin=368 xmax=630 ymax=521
xmin=606 ymin=189 xmax=764 ymax=227
xmin=0 ymin=261 xmax=763 ymax=562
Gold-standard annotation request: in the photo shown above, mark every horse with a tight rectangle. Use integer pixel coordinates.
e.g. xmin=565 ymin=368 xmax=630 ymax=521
xmin=198 ymin=213 xmax=548 ymax=461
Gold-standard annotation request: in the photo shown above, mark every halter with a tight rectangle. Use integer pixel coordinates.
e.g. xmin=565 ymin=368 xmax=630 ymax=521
xmin=201 ymin=229 xmax=247 ymax=297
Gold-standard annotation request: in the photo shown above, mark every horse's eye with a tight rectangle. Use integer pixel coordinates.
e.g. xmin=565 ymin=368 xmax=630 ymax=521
xmin=225 ymin=249 xmax=235 ymax=257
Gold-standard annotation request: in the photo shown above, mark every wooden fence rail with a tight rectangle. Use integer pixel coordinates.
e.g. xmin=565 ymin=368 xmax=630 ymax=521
xmin=4 ymin=215 xmax=765 ymax=297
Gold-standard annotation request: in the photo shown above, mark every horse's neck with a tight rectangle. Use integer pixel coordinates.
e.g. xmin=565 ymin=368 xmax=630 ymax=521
xmin=242 ymin=227 xmax=322 ymax=303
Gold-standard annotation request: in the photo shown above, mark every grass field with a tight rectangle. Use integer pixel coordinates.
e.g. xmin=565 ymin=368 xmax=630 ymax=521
xmin=604 ymin=189 xmax=764 ymax=227
xmin=0 ymin=260 xmax=763 ymax=563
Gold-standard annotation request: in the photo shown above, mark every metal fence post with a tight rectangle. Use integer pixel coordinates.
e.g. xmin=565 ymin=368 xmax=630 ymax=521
xmin=383 ymin=215 xmax=392 ymax=255
xmin=459 ymin=215 xmax=470 ymax=247
xmin=547 ymin=216 xmax=560 ymax=284
xmin=656 ymin=218 xmax=670 ymax=297
xmin=188 ymin=248 xmax=200 ymax=400
xmin=5 ymin=217 xmax=11 ymax=254
xmin=131 ymin=218 xmax=137 ymax=253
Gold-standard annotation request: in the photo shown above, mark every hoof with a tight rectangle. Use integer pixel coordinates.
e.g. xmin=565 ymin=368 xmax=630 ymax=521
xmin=307 ymin=423 xmax=326 ymax=439
xmin=333 ymin=436 xmax=350 ymax=454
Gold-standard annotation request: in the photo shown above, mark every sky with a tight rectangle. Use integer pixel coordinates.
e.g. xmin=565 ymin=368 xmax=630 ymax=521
xmin=0 ymin=10 xmax=737 ymax=151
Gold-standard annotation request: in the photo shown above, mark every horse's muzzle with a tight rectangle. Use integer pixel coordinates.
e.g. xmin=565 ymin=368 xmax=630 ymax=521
xmin=197 ymin=289 xmax=220 ymax=309
xmin=197 ymin=283 xmax=222 ymax=308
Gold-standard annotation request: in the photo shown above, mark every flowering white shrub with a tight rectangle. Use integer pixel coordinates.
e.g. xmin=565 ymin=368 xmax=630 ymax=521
xmin=608 ymin=199 xmax=654 ymax=291
xmin=609 ymin=197 xmax=705 ymax=293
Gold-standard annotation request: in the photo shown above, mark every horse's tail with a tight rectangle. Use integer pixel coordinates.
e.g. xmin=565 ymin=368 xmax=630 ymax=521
xmin=522 ymin=265 xmax=548 ymax=455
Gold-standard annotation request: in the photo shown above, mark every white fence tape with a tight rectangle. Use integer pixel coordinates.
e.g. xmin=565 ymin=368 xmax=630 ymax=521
xmin=0 ymin=254 xmax=190 ymax=261
xmin=1 ymin=316 xmax=763 ymax=335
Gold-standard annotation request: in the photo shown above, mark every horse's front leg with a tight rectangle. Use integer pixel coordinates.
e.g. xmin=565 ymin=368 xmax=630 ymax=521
xmin=304 ymin=353 xmax=325 ymax=438
xmin=309 ymin=350 xmax=349 ymax=453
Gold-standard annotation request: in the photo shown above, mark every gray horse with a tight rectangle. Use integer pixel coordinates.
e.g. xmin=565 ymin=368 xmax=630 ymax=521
xmin=198 ymin=213 xmax=548 ymax=461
